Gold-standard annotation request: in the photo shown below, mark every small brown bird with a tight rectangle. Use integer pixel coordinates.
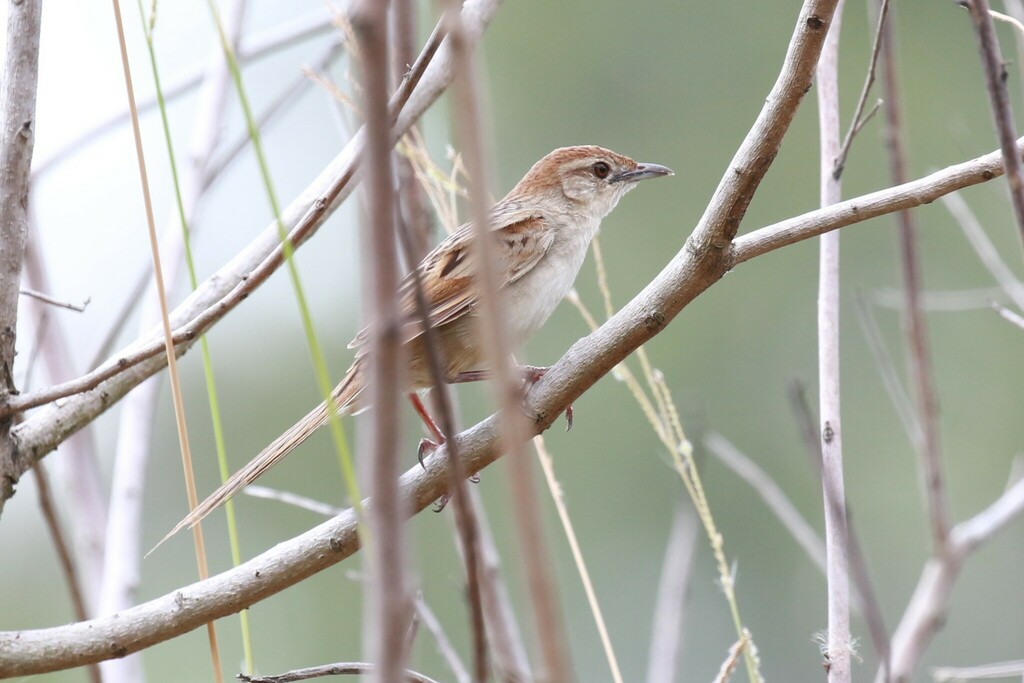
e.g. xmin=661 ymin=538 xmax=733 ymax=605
xmin=167 ymin=145 xmax=671 ymax=539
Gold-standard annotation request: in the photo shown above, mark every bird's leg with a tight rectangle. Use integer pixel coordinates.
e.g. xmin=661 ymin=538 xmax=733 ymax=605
xmin=451 ymin=366 xmax=573 ymax=431
xmin=408 ymin=392 xmax=479 ymax=487
xmin=408 ymin=392 xmax=445 ymax=470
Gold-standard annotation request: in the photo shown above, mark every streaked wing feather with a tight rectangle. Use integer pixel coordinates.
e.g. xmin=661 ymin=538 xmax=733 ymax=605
xmin=348 ymin=207 xmax=551 ymax=349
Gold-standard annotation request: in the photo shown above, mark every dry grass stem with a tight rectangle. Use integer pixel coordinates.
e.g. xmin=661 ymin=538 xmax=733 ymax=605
xmin=534 ymin=434 xmax=624 ymax=683
xmin=414 ymin=596 xmax=472 ymax=683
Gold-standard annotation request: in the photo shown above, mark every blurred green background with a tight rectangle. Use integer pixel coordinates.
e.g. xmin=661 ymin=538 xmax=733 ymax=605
xmin=2 ymin=1 xmax=1023 ymax=681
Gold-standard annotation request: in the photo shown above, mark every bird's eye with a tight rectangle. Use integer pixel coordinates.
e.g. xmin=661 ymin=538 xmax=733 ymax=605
xmin=592 ymin=161 xmax=611 ymax=179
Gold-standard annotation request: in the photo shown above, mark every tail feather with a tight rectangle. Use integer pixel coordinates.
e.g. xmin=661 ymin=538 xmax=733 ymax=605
xmin=154 ymin=369 xmax=362 ymax=551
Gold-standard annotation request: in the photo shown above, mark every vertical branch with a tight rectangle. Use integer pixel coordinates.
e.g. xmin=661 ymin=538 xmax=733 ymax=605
xmin=963 ymin=0 xmax=1024 ymax=253
xmin=0 ymin=0 xmax=43 ymax=516
xmin=441 ymin=3 xmax=571 ymax=682
xmin=816 ymin=3 xmax=852 ymax=681
xmin=876 ymin=0 xmax=950 ymax=552
xmin=21 ymin=232 xmax=108 ymax=614
xmin=353 ymin=2 xmax=409 ymax=681
xmin=392 ymin=0 xmax=432 ymax=264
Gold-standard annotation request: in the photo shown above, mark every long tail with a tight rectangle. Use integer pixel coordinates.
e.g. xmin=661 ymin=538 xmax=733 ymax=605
xmin=155 ymin=367 xmax=364 ymax=550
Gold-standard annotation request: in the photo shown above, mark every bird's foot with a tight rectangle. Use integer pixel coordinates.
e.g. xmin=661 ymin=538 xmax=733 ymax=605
xmin=521 ymin=366 xmax=574 ymax=431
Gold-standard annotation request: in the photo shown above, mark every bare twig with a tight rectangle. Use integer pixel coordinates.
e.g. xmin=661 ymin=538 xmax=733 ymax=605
xmin=238 ymin=662 xmax=442 ymax=683
xmin=31 ymin=8 xmax=338 ymax=178
xmin=442 ymin=2 xmax=571 ymax=680
xmin=464 ymin=487 xmax=532 ymax=682
xmin=705 ymin=433 xmax=826 ymax=575
xmin=931 ymin=659 xmax=1024 ymax=681
xmin=30 ymin=463 xmax=100 ymax=683
xmin=395 ymin=138 xmax=489 ymax=683
xmin=833 ymin=0 xmax=891 ymax=179
xmin=414 ymin=596 xmax=472 ymax=683
xmin=878 ymin=0 xmax=950 ymax=555
xmin=21 ymin=232 xmax=108 ymax=613
xmin=787 ymin=379 xmax=891 ymax=678
xmin=993 ymin=300 xmax=1024 ymax=328
xmin=352 ymin=4 xmax=410 ymax=681
xmin=0 ymin=0 xmax=42 ymax=514
xmin=963 ymin=0 xmax=1024 ymax=253
xmin=942 ymin=192 xmax=1024 ymax=311
xmin=18 ymin=288 xmax=89 ymax=312
xmin=881 ymin=476 xmax=1024 ymax=682
xmin=644 ymin=503 xmax=698 ymax=683
xmin=853 ymin=293 xmax=923 ymax=450
xmin=870 ymin=286 xmax=1008 ymax=312
xmin=243 ymin=486 xmax=345 ymax=516
xmin=816 ymin=4 xmax=852 ymax=680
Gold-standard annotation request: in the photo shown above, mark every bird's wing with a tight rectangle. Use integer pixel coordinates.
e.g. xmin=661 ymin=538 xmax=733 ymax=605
xmin=348 ymin=206 xmax=553 ymax=349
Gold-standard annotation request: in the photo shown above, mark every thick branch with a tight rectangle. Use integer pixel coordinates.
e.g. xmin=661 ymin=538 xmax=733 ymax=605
xmin=0 ymin=0 xmax=43 ymax=513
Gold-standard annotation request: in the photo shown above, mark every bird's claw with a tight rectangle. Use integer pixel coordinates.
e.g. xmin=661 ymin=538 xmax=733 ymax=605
xmin=522 ymin=366 xmax=574 ymax=431
xmin=417 ymin=438 xmax=440 ymax=470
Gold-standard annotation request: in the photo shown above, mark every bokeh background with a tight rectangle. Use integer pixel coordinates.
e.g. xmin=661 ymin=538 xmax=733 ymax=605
xmin=2 ymin=1 xmax=1023 ymax=681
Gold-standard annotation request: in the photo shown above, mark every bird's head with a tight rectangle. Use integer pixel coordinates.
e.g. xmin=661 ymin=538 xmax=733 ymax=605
xmin=510 ymin=145 xmax=673 ymax=219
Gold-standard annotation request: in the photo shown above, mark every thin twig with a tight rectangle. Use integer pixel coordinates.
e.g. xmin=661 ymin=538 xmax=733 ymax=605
xmin=787 ymin=379 xmax=891 ymax=677
xmin=705 ymin=433 xmax=827 ymax=575
xmin=853 ymin=292 xmax=923 ymax=450
xmin=394 ymin=128 xmax=489 ymax=683
xmin=993 ymin=300 xmax=1024 ymax=328
xmin=963 ymin=0 xmax=1024 ymax=254
xmin=243 ymin=486 xmax=345 ymax=517
xmin=18 ymin=288 xmax=89 ymax=312
xmin=30 ymin=463 xmax=101 ymax=683
xmin=931 ymin=659 xmax=1024 ymax=681
xmin=833 ymin=0 xmax=891 ymax=179
xmin=878 ymin=0 xmax=950 ymax=556
xmin=881 ymin=476 xmax=1024 ymax=682
xmin=21 ymin=231 xmax=109 ymax=612
xmin=644 ymin=502 xmax=698 ymax=683
xmin=442 ymin=2 xmax=571 ymax=680
xmin=464 ymin=487 xmax=533 ymax=682
xmin=414 ymin=596 xmax=472 ymax=683
xmin=941 ymin=192 xmax=1024 ymax=311
xmin=31 ymin=8 xmax=338 ymax=178
xmin=238 ymin=662 xmax=442 ymax=683
xmin=816 ymin=3 xmax=852 ymax=680
xmin=870 ymin=286 xmax=1009 ymax=312
xmin=352 ymin=3 xmax=410 ymax=680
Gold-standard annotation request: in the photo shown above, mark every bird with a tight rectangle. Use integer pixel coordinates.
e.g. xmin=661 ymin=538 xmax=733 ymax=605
xmin=165 ymin=145 xmax=672 ymax=541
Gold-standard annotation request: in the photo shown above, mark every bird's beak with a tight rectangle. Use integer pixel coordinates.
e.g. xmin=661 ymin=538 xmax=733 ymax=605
xmin=611 ymin=162 xmax=675 ymax=183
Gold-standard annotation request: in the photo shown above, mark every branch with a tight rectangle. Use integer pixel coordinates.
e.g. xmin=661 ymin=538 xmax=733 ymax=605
xmin=239 ymin=661 xmax=442 ymax=683
xmin=881 ymin=476 xmax=1024 ymax=682
xmin=352 ymin=2 xmax=410 ymax=680
xmin=0 ymin=0 xmax=43 ymax=512
xmin=963 ymin=0 xmax=1024 ymax=252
